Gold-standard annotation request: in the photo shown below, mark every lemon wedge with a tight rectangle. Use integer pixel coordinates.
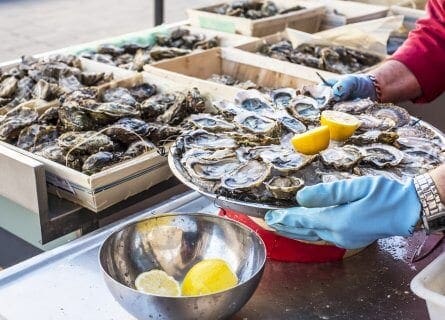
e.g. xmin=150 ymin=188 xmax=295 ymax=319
xmin=182 ymin=259 xmax=238 ymax=296
xmin=135 ymin=269 xmax=180 ymax=297
xmin=320 ymin=110 xmax=361 ymax=141
xmin=291 ymin=125 xmax=330 ymax=155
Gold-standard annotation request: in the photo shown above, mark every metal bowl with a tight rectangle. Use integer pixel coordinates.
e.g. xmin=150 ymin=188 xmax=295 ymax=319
xmin=99 ymin=213 xmax=266 ymax=320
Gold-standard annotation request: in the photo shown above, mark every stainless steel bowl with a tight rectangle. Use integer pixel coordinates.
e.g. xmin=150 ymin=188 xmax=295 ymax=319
xmin=99 ymin=213 xmax=266 ymax=320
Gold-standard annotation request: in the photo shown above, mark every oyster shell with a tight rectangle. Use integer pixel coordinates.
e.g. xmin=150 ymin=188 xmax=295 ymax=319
xmin=277 ymin=114 xmax=306 ymax=134
xmin=88 ymin=102 xmax=140 ymax=123
xmin=353 ymin=166 xmax=406 ymax=182
xmin=320 ymin=145 xmax=363 ymax=170
xmin=123 ymin=140 xmax=156 ymax=159
xmin=0 ymin=107 xmax=38 ymax=140
xmin=221 ymin=160 xmax=271 ymax=191
xmin=356 ymin=114 xmax=396 ymax=131
xmin=185 ymin=157 xmax=240 ymax=181
xmin=260 ymin=149 xmax=315 ymax=173
xmin=396 ymin=125 xmax=436 ymax=140
xmin=34 ymin=142 xmax=83 ymax=170
xmin=102 ymin=87 xmax=137 ymax=107
xmin=316 ymin=170 xmax=359 ymax=183
xmin=38 ymin=106 xmax=59 ymax=125
xmin=234 ymin=90 xmax=275 ymax=117
xmin=150 ymin=47 xmax=191 ymax=61
xmin=140 ymin=93 xmax=176 ymax=121
xmin=16 ymin=124 xmax=58 ymax=151
xmin=58 ymin=103 xmax=95 ymax=132
xmin=32 ymin=79 xmax=63 ymax=100
xmin=128 ymin=83 xmax=157 ymax=102
xmin=371 ymin=104 xmax=410 ymax=127
xmin=82 ymin=151 xmax=119 ymax=175
xmin=270 ymin=88 xmax=296 ymax=109
xmin=286 ymin=95 xmax=320 ymax=124
xmin=234 ymin=112 xmax=279 ymax=136
xmin=333 ymin=98 xmax=374 ymax=115
xmin=347 ymin=130 xmax=399 ymax=145
xmin=301 ymin=84 xmax=334 ymax=109
xmin=104 ymin=118 xmax=149 ymax=144
xmin=0 ymin=77 xmax=18 ymax=98
xmin=182 ymin=129 xmax=237 ymax=150
xmin=188 ymin=114 xmax=236 ymax=132
xmin=264 ymin=176 xmax=304 ymax=200
xmin=58 ymin=131 xmax=114 ymax=154
xmin=362 ymin=144 xmax=404 ymax=168
xmin=145 ymin=123 xmax=181 ymax=145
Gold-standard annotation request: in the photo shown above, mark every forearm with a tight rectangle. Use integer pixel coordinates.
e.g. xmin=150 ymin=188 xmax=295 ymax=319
xmin=429 ymin=164 xmax=445 ymax=204
xmin=369 ymin=60 xmax=422 ymax=103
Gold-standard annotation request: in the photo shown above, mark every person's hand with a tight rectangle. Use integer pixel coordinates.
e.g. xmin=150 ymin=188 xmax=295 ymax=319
xmin=265 ymin=176 xmax=421 ymax=249
xmin=325 ymin=74 xmax=377 ymax=102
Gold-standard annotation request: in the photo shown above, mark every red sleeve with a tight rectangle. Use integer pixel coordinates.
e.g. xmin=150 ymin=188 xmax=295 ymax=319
xmin=390 ymin=0 xmax=445 ymax=103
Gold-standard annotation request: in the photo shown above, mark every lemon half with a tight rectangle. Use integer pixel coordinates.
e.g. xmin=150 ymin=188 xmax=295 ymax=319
xmin=135 ymin=269 xmax=181 ymax=297
xmin=320 ymin=110 xmax=361 ymax=141
xmin=181 ymin=259 xmax=238 ymax=296
xmin=291 ymin=125 xmax=330 ymax=155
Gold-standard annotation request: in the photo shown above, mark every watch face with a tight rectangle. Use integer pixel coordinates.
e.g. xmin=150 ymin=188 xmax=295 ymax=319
xmin=428 ymin=213 xmax=445 ymax=232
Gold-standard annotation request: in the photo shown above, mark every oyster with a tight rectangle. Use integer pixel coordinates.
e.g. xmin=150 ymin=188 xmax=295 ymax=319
xmin=185 ymin=157 xmax=240 ymax=181
xmin=79 ymin=71 xmax=112 ymax=86
xmin=182 ymin=129 xmax=237 ymax=150
xmin=277 ymin=114 xmax=306 ymax=134
xmin=140 ymin=93 xmax=176 ymax=121
xmin=104 ymin=118 xmax=149 ymax=144
xmin=88 ymin=102 xmax=140 ymax=123
xmin=188 ymin=114 xmax=236 ymax=132
xmin=270 ymin=88 xmax=296 ymax=109
xmin=221 ymin=160 xmax=271 ymax=191
xmin=234 ymin=112 xmax=279 ymax=136
xmin=286 ymin=95 xmax=320 ymax=124
xmin=333 ymin=98 xmax=374 ymax=115
xmin=316 ymin=170 xmax=359 ymax=183
xmin=0 ymin=107 xmax=38 ymax=140
xmin=371 ymin=104 xmax=410 ymax=127
xmin=128 ymin=83 xmax=157 ymax=102
xmin=234 ymin=90 xmax=275 ymax=116
xmin=97 ymin=44 xmax=124 ymax=56
xmin=212 ymin=100 xmax=244 ymax=119
xmin=82 ymin=151 xmax=120 ymax=175
xmin=145 ymin=123 xmax=181 ymax=145
xmin=38 ymin=106 xmax=59 ymax=125
xmin=32 ymin=79 xmax=63 ymax=100
xmin=102 ymin=87 xmax=137 ymax=107
xmin=348 ymin=130 xmax=399 ymax=145
xmin=301 ymin=84 xmax=334 ymax=109
xmin=260 ymin=149 xmax=315 ymax=173
xmin=58 ymin=103 xmax=95 ymax=131
xmin=362 ymin=144 xmax=404 ymax=168
xmin=356 ymin=114 xmax=396 ymax=131
xmin=0 ymin=77 xmax=18 ymax=98
xmin=396 ymin=125 xmax=435 ymax=140
xmin=16 ymin=124 xmax=58 ymax=151
xmin=264 ymin=176 xmax=304 ymax=200
xmin=353 ymin=166 xmax=405 ymax=182
xmin=158 ymin=88 xmax=205 ymax=125
xmin=58 ymin=131 xmax=114 ymax=154
xmin=34 ymin=142 xmax=83 ymax=170
xmin=123 ymin=140 xmax=156 ymax=159
xmin=208 ymin=74 xmax=237 ymax=86
xmin=150 ymin=47 xmax=190 ymax=61
xmin=320 ymin=145 xmax=363 ymax=170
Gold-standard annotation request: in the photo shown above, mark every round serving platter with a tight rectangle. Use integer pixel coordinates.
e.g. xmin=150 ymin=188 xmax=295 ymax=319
xmin=168 ymin=118 xmax=445 ymax=218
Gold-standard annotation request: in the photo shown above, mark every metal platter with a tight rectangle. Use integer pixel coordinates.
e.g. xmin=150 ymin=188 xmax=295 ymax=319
xmin=168 ymin=119 xmax=445 ymax=218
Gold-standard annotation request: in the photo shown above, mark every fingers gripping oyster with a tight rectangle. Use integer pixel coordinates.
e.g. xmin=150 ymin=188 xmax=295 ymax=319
xmin=221 ymin=160 xmax=271 ymax=191
xmin=320 ymin=145 xmax=363 ymax=170
xmin=362 ymin=144 xmax=404 ymax=168
xmin=264 ymin=176 xmax=304 ymax=200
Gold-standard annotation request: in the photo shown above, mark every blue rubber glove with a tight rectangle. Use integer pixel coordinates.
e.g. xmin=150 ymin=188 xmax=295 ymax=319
xmin=265 ymin=176 xmax=421 ymax=249
xmin=325 ymin=74 xmax=377 ymax=102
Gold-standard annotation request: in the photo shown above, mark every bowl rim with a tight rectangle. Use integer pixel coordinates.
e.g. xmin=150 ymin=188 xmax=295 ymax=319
xmin=98 ymin=211 xmax=267 ymax=299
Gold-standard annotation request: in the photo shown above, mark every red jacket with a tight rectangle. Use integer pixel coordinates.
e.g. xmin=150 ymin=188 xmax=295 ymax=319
xmin=391 ymin=0 xmax=445 ymax=103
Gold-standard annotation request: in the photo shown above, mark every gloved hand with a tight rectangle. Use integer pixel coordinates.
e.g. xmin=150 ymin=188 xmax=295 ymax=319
xmin=265 ymin=176 xmax=421 ymax=249
xmin=325 ymin=74 xmax=377 ymax=102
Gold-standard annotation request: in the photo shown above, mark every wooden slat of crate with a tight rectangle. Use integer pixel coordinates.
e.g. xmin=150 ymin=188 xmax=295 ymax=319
xmin=187 ymin=0 xmax=325 ymax=37
xmin=147 ymin=47 xmax=318 ymax=98
xmin=389 ymin=5 xmax=425 ymax=30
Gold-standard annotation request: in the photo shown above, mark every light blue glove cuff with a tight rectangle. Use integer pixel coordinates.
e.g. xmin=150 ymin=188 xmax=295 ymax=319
xmin=326 ymin=74 xmax=377 ymax=102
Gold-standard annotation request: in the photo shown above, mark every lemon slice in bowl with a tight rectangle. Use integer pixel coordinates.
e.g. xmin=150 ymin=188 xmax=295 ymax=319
xmin=182 ymin=259 xmax=238 ymax=296
xmin=135 ymin=269 xmax=181 ymax=297
xmin=320 ymin=110 xmax=361 ymax=141
xmin=291 ymin=125 xmax=330 ymax=155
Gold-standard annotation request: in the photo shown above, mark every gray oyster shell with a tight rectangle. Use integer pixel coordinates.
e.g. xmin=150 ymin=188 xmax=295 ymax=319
xmin=185 ymin=157 xmax=240 ymax=181
xmin=189 ymin=113 xmax=236 ymax=132
xmin=234 ymin=112 xmax=279 ymax=136
xmin=264 ymin=176 xmax=304 ymax=200
xmin=82 ymin=151 xmax=119 ymax=175
xmin=333 ymin=98 xmax=374 ymax=115
xmin=58 ymin=131 xmax=114 ymax=154
xmin=183 ymin=129 xmax=237 ymax=150
xmin=362 ymin=144 xmax=404 ymax=168
xmin=286 ymin=95 xmax=320 ymax=124
xmin=320 ymin=145 xmax=363 ymax=170
xmin=221 ymin=160 xmax=271 ymax=191
xmin=371 ymin=104 xmax=410 ymax=127
xmin=260 ymin=149 xmax=316 ymax=173
xmin=234 ymin=90 xmax=275 ymax=117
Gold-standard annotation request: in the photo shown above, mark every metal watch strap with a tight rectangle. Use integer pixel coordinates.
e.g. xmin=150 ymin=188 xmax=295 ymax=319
xmin=413 ymin=173 xmax=445 ymax=233
xmin=368 ymin=75 xmax=382 ymax=102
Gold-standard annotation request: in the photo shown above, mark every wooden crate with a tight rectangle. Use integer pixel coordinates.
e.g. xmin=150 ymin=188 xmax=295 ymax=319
xmin=320 ymin=0 xmax=389 ymax=30
xmin=389 ymin=5 xmax=425 ymax=30
xmin=345 ymin=0 xmax=426 ymax=10
xmin=146 ymin=47 xmax=317 ymax=98
xmin=187 ymin=0 xmax=325 ymax=37
xmin=0 ymin=58 xmax=232 ymax=213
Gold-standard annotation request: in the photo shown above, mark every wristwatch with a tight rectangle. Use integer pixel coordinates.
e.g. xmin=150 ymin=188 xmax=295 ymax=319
xmin=413 ymin=173 xmax=445 ymax=233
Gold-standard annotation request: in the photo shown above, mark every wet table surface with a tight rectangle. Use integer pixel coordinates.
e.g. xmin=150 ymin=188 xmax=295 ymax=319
xmin=0 ymin=191 xmax=441 ymax=320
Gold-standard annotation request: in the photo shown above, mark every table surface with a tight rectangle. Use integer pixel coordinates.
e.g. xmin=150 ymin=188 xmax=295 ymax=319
xmin=0 ymin=191 xmax=439 ymax=320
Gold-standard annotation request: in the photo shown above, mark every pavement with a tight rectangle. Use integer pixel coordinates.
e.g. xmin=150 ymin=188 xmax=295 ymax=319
xmin=0 ymin=0 xmax=215 ymax=62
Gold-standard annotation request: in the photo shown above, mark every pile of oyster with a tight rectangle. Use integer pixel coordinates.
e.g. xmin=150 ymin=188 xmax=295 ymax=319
xmin=0 ymin=76 xmax=206 ymax=175
xmin=0 ymin=54 xmax=113 ymax=114
xmin=208 ymin=0 xmax=304 ymax=19
xmin=172 ymin=87 xmax=444 ymax=206
xmin=81 ymin=28 xmax=219 ymax=71
xmin=258 ymin=40 xmax=382 ymax=74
